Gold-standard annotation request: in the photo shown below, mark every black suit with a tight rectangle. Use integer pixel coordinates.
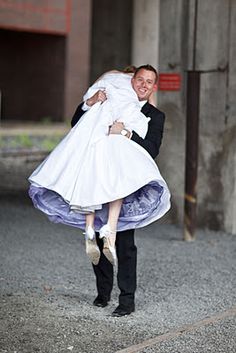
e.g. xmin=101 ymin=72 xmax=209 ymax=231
xmin=71 ymin=101 xmax=165 ymax=310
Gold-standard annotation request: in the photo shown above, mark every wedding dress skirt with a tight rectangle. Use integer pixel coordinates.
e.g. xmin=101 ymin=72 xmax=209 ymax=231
xmin=29 ymin=98 xmax=171 ymax=232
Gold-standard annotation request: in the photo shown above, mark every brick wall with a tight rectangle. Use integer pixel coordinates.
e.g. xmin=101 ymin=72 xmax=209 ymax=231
xmin=0 ymin=0 xmax=71 ymax=35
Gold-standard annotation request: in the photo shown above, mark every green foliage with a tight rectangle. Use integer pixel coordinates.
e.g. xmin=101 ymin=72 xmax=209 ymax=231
xmin=41 ymin=136 xmax=62 ymax=151
xmin=18 ymin=134 xmax=33 ymax=147
xmin=0 ymin=133 xmax=63 ymax=151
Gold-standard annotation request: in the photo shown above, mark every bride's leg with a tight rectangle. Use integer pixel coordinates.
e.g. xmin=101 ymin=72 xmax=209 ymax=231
xmin=107 ymin=199 xmax=123 ymax=246
xmin=85 ymin=212 xmax=95 ymax=239
xmin=99 ymin=199 xmax=123 ymax=266
xmin=86 ymin=212 xmax=95 ymax=229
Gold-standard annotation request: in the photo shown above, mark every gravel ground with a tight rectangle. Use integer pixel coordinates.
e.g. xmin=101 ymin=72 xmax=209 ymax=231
xmin=0 ymin=193 xmax=236 ymax=353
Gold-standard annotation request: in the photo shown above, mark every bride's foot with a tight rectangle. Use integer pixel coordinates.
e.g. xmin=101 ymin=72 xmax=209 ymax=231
xmin=99 ymin=224 xmax=117 ymax=266
xmin=84 ymin=226 xmax=100 ymax=265
xmin=85 ymin=225 xmax=95 ymax=240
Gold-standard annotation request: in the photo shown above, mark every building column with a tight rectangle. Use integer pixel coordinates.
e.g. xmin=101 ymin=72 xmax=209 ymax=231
xmin=132 ymin=0 xmax=160 ymax=69
xmin=64 ymin=0 xmax=92 ymax=121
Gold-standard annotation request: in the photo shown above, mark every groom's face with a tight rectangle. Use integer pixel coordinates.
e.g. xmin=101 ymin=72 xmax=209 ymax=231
xmin=131 ymin=69 xmax=157 ymax=101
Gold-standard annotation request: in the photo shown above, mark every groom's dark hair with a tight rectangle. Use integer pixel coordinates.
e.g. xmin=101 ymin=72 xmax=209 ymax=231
xmin=134 ymin=65 xmax=158 ymax=83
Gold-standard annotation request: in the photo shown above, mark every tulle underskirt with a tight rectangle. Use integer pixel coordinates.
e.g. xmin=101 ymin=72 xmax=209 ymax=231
xmin=29 ymin=181 xmax=167 ymax=232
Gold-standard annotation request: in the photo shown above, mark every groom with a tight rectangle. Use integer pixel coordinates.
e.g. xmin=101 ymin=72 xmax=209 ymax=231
xmin=71 ymin=65 xmax=165 ymax=316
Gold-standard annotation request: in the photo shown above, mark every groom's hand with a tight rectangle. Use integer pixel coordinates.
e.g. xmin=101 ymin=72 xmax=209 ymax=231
xmin=109 ymin=122 xmax=124 ymax=135
xmin=109 ymin=122 xmax=131 ymax=138
xmin=86 ymin=90 xmax=107 ymax=106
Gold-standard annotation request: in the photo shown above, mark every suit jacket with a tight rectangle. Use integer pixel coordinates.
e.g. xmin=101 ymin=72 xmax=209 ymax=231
xmin=71 ymin=102 xmax=165 ymax=160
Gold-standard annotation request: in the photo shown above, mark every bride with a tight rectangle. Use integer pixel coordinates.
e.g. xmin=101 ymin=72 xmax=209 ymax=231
xmin=29 ymin=66 xmax=171 ymax=266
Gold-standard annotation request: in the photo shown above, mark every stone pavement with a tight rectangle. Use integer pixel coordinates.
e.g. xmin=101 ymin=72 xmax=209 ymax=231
xmin=0 ymin=193 xmax=236 ymax=353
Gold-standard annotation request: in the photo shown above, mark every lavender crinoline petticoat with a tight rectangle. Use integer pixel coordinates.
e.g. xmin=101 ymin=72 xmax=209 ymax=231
xmin=29 ymin=181 xmax=166 ymax=231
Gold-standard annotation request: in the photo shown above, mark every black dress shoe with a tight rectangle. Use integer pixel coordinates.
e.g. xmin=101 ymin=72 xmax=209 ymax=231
xmin=93 ymin=296 xmax=109 ymax=308
xmin=112 ymin=305 xmax=135 ymax=317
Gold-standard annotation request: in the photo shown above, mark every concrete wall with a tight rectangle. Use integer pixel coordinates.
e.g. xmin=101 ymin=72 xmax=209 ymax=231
xmin=224 ymin=1 xmax=236 ymax=234
xmin=131 ymin=0 xmax=160 ymax=106
xmin=64 ymin=0 xmax=92 ymax=120
xmin=131 ymin=0 xmax=187 ymax=226
xmin=156 ymin=0 xmax=187 ymax=224
xmin=0 ymin=150 xmax=48 ymax=192
xmin=90 ymin=0 xmax=133 ymax=83
xmin=156 ymin=0 xmax=236 ymax=233
xmin=132 ymin=0 xmax=160 ymax=68
xmin=133 ymin=0 xmax=236 ymax=233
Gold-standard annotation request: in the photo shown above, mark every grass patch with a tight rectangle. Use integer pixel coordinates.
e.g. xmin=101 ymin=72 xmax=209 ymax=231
xmin=0 ymin=133 xmax=64 ymax=151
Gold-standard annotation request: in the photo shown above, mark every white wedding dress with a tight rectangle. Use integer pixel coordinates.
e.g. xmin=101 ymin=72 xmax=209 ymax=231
xmin=29 ymin=72 xmax=171 ymax=231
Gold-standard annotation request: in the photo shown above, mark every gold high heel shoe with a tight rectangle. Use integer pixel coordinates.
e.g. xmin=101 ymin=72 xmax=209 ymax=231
xmin=99 ymin=224 xmax=117 ymax=266
xmin=84 ymin=226 xmax=101 ymax=265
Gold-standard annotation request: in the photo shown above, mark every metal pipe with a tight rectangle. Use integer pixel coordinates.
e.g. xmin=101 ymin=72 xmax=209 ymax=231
xmin=184 ymin=71 xmax=200 ymax=241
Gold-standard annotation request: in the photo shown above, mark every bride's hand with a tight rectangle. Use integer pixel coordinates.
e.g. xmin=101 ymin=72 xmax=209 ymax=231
xmin=86 ymin=89 xmax=107 ymax=106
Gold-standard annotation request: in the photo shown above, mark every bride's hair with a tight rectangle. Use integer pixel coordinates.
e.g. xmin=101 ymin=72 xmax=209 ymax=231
xmin=123 ymin=65 xmax=137 ymax=73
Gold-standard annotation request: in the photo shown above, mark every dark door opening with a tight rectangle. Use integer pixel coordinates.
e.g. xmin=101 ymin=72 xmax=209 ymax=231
xmin=0 ymin=29 xmax=66 ymax=122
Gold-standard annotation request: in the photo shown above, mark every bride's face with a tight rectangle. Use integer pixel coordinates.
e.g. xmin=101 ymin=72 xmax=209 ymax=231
xmin=131 ymin=69 xmax=157 ymax=101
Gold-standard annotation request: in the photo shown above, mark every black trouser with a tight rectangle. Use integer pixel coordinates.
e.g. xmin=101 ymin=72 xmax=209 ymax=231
xmin=92 ymin=229 xmax=137 ymax=309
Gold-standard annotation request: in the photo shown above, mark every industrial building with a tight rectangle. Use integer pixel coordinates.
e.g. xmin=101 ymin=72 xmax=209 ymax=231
xmin=0 ymin=0 xmax=235 ymax=235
